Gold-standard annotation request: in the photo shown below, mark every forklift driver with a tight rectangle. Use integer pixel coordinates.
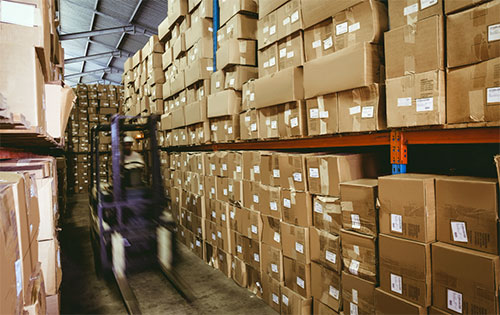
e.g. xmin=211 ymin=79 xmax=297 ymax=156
xmin=123 ymin=136 xmax=145 ymax=168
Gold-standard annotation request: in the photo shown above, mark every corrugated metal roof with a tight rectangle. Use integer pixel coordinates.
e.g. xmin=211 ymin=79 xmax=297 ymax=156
xmin=59 ymin=0 xmax=167 ymax=86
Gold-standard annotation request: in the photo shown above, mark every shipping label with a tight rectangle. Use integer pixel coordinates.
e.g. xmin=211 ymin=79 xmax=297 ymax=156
xmin=390 ymin=273 xmax=403 ymax=294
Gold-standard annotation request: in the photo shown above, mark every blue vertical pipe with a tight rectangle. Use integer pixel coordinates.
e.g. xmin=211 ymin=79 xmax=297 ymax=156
xmin=213 ymin=0 xmax=219 ymax=71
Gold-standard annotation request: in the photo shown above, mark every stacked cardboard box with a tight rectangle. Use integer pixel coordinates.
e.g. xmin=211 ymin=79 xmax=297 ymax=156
xmin=0 ymin=157 xmax=63 ymax=314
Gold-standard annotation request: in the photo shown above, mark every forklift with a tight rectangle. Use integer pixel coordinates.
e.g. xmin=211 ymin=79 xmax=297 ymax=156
xmin=88 ymin=114 xmax=193 ymax=314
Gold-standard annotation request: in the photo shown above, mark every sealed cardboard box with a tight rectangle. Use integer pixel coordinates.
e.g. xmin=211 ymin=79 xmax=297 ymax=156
xmin=171 ymin=106 xmax=185 ymax=129
xmin=301 ymin=0 xmax=364 ymax=29
xmin=284 ymin=257 xmax=311 ymax=298
xmin=280 ymin=284 xmax=312 ymax=315
xmin=306 ymin=93 xmax=339 ymax=136
xmin=278 ymin=153 xmax=307 ymax=191
xmin=311 ymin=262 xmax=342 ymax=311
xmin=445 ymin=0 xmax=490 ymax=14
xmin=219 ymin=0 xmax=258 ymax=27
xmin=341 ymin=229 xmax=377 ymax=283
xmin=242 ymin=151 xmax=261 ymax=181
xmin=338 ymin=84 xmax=386 ymax=133
xmin=447 ymin=57 xmax=500 ymax=124
xmin=303 ymin=18 xmax=334 ymax=62
xmin=279 ymin=100 xmax=307 ymax=138
xmin=258 ymin=105 xmax=281 ymax=139
xmin=185 ymin=97 xmax=207 ymax=126
xmin=386 ymin=70 xmax=446 ymax=127
xmin=342 ymin=271 xmax=376 ymax=315
xmin=207 ymin=90 xmax=241 ymax=118
xmin=259 ymin=0 xmax=288 ymax=18
xmin=242 ymin=180 xmax=260 ymax=210
xmin=379 ymin=173 xmax=436 ymax=243
xmin=261 ymin=242 xmax=283 ymax=282
xmin=379 ymin=234 xmax=431 ymax=307
xmin=281 ymin=221 xmax=310 ymax=263
xmin=332 ymin=0 xmax=388 ymax=51
xmin=261 ymin=214 xmax=282 ymax=249
xmin=384 ymin=15 xmax=444 ymax=80
xmin=276 ymin=0 xmax=303 ymax=41
xmin=211 ymin=70 xmax=225 ymax=93
xmin=239 ymin=109 xmax=259 ymax=140
xmin=190 ymin=0 xmax=213 ymax=18
xmin=309 ymin=227 xmax=341 ymax=273
xmin=260 ymin=185 xmax=282 ymax=219
xmin=436 ymin=176 xmax=499 ymax=254
xmin=242 ymin=79 xmax=256 ymax=110
xmin=217 ymin=13 xmax=257 ymax=44
xmin=187 ymin=37 xmax=213 ymax=62
xmin=254 ymin=66 xmax=304 ymax=109
xmin=258 ymin=43 xmax=278 ymax=77
xmin=167 ymin=0 xmax=188 ymax=28
xmin=281 ymin=190 xmax=312 ymax=227
xmin=261 ymin=272 xmax=281 ymax=312
xmin=447 ymin=1 xmax=500 ymax=68
xmin=216 ymin=39 xmax=257 ymax=70
xmin=277 ymin=31 xmax=305 ymax=71
xmin=185 ymin=58 xmax=213 ymax=87
xmin=258 ymin=151 xmax=276 ymax=186
xmin=303 ymin=43 xmax=382 ymax=98
xmin=224 ymin=65 xmax=258 ymax=91
xmin=313 ymin=195 xmax=342 ymax=236
xmin=340 ymin=178 xmax=378 ymax=237
xmin=432 ymin=242 xmax=500 ymax=315
xmin=388 ymin=0 xmax=443 ymax=30
xmin=258 ymin=10 xmax=279 ymax=50
xmin=374 ymin=288 xmax=427 ymax=315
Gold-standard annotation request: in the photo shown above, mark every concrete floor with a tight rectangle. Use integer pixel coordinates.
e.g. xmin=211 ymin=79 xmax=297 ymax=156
xmin=60 ymin=194 xmax=277 ymax=315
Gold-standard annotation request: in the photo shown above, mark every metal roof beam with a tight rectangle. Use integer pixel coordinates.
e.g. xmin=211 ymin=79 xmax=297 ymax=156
xmin=60 ymin=24 xmax=153 ymax=40
xmin=64 ymin=50 xmax=129 ymax=64
xmin=87 ymin=39 xmax=134 ymax=56
xmin=65 ymin=67 xmax=120 ymax=79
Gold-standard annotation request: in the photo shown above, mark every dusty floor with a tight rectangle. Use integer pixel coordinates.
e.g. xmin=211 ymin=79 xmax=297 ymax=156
xmin=59 ymin=194 xmax=277 ymax=315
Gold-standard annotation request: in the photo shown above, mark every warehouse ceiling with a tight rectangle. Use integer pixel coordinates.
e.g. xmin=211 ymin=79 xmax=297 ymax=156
xmin=59 ymin=0 xmax=167 ymax=86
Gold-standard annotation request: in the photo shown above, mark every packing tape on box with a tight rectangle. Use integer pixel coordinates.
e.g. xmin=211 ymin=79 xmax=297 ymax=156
xmin=320 ymin=159 xmax=330 ymax=195
xmin=469 ymin=90 xmax=485 ymax=122
xmin=405 ymin=0 xmax=419 ymax=26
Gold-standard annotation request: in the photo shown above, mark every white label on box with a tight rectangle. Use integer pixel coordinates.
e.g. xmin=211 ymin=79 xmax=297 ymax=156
xmin=487 ymin=87 xmax=500 ymax=103
xmin=15 ymin=259 xmax=21 ymax=296
xmin=272 ymin=294 xmax=279 ymax=304
xmin=0 ymin=1 xmax=35 ymax=27
xmin=254 ymin=253 xmax=260 ymax=262
xmin=229 ymin=78 xmax=235 ymax=86
xmin=251 ymin=225 xmax=258 ymax=234
xmin=329 ymin=286 xmax=340 ymax=300
xmin=291 ymin=11 xmax=299 ymax=23
xmin=208 ymin=27 xmax=213 ymax=32
xmin=420 ymin=0 xmax=438 ymax=10
xmin=215 ymin=81 xmax=221 ymax=88
xmin=245 ymin=116 xmax=251 ymax=122
xmin=211 ymin=163 xmax=216 ymax=170
xmin=293 ymin=172 xmax=302 ymax=182
xmin=319 ymin=111 xmax=329 ymax=118
xmin=250 ymin=93 xmax=255 ymax=101
xmin=228 ymin=184 xmax=233 ymax=192
xmin=284 ymin=198 xmax=291 ymax=208
xmin=447 ymin=289 xmax=463 ymax=313
xmin=297 ymin=276 xmax=305 ymax=288
xmin=263 ymin=26 xmax=269 ymax=34
xmin=282 ymin=294 xmax=289 ymax=306
xmin=295 ymin=242 xmax=304 ymax=254
xmin=227 ymin=26 xmax=233 ymax=34
xmin=269 ymin=57 xmax=276 ymax=66
xmin=352 ymin=289 xmax=358 ymax=304
xmin=191 ymin=243 xmax=194 ymax=249
xmin=361 ymin=106 xmax=374 ymax=118
xmin=283 ymin=16 xmax=290 ymax=25
xmin=199 ymin=184 xmax=203 ymax=191
xmin=336 ymin=22 xmax=348 ymax=35
xmin=310 ymin=108 xmax=319 ymax=118
xmin=222 ymin=213 xmax=226 ymax=221
xmin=269 ymin=25 xmax=276 ymax=35
xmin=254 ymin=165 xmax=260 ymax=174
xmin=404 ymin=3 xmax=419 ymax=15
xmin=223 ymin=188 xmax=228 ymax=196
xmin=206 ymin=66 xmax=213 ymax=72
xmin=325 ymin=250 xmax=336 ymax=264
xmin=488 ymin=24 xmax=500 ymax=42
xmin=237 ymin=245 xmax=243 ymax=253
xmin=391 ymin=274 xmax=403 ymax=294
xmin=350 ymin=303 xmax=359 ymax=315
xmin=290 ymin=117 xmax=299 ymax=127
xmin=253 ymin=194 xmax=259 ymax=203
xmin=391 ymin=214 xmax=403 ymax=233
xmin=349 ymin=106 xmax=361 ymax=115
xmin=451 ymin=221 xmax=468 ymax=242
xmin=228 ymin=126 xmax=233 ymax=134
xmin=416 ymin=97 xmax=433 ymax=112
xmin=271 ymin=120 xmax=278 ymax=129
xmin=309 ymin=167 xmax=319 ymax=178
xmin=222 ymin=163 xmax=227 ymax=170
xmin=398 ymin=97 xmax=412 ymax=107
xmin=349 ymin=260 xmax=360 ymax=275
xmin=212 ymin=211 xmax=216 ymax=218
xmin=271 ymin=263 xmax=278 ymax=273
xmin=349 ymin=22 xmax=360 ymax=33
xmin=273 ymin=169 xmax=280 ymax=178
xmin=351 ymin=214 xmax=361 ymax=229
xmin=279 ymin=48 xmax=287 ymax=58
xmin=196 ymin=240 xmax=201 ymax=247
xmin=251 ymin=123 xmax=257 ymax=131
xmin=323 ymin=36 xmax=333 ymax=50
xmin=270 ymin=201 xmax=278 ymax=211
xmin=312 ymin=39 xmax=322 ymax=49
xmin=212 ymin=233 xmax=216 ymax=240
xmin=274 ymin=232 xmax=281 ymax=243
xmin=287 ymin=51 xmax=295 ymax=59
xmin=314 ymin=202 xmax=323 ymax=213
xmin=354 ymin=245 xmax=360 ymax=256
xmin=236 ymin=166 xmax=242 ymax=173
xmin=211 ymin=187 xmax=215 ymax=195
xmin=324 ymin=213 xmax=332 ymax=222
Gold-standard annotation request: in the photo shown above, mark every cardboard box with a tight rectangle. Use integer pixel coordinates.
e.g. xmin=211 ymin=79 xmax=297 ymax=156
xmin=217 ymin=13 xmax=257 ymax=44
xmin=445 ymin=0 xmax=490 ymax=15
xmin=278 ymin=153 xmax=307 ymax=191
xmin=190 ymin=0 xmax=213 ymax=17
xmin=280 ymin=284 xmax=312 ymax=315
xmin=436 ymin=176 xmax=499 ymax=254
xmin=432 ymin=242 xmax=500 ymax=315
xmin=38 ymin=238 xmax=62 ymax=295
xmin=303 ymin=43 xmax=382 ymax=98
xmin=247 ymin=266 xmax=263 ymax=298
xmin=231 ymin=256 xmax=248 ymax=287
xmin=242 ymin=151 xmax=261 ymax=181
xmin=313 ymin=195 xmax=342 ymax=236
xmin=341 ymin=229 xmax=377 ymax=283
xmin=219 ymin=0 xmax=258 ymax=27
xmin=258 ymin=105 xmax=281 ymax=139
xmin=185 ymin=58 xmax=213 ymax=87
xmin=332 ymin=0 xmax=388 ymax=51
xmin=224 ymin=65 xmax=258 ymax=91
xmin=261 ymin=242 xmax=283 ymax=282
xmin=276 ymin=0 xmax=303 ymax=41
xmin=303 ymin=18 xmax=334 ymax=62
xmin=258 ymin=43 xmax=278 ymax=77
xmin=374 ymin=288 xmax=427 ymax=315
xmin=385 ymin=15 xmax=444 ymax=80
xmin=340 ymin=178 xmax=378 ymax=237
xmin=187 ymin=37 xmax=213 ymax=63
xmin=281 ymin=221 xmax=310 ymax=263
xmin=342 ymin=271 xmax=376 ymax=315
xmin=313 ymin=299 xmax=339 ymax=315
xmin=210 ymin=69 xmax=225 ymax=93
xmin=447 ymin=57 xmax=500 ymax=123
xmin=386 ymin=70 xmax=446 ymax=127
xmin=257 ymin=10 xmax=279 ymax=50
xmin=388 ymin=0 xmax=443 ymax=30
xmin=447 ymin=1 xmax=500 ymax=68
xmin=277 ymin=31 xmax=305 ymax=71
xmin=379 ymin=173 xmax=436 ymax=243
xmin=261 ymin=272 xmax=281 ymax=312
xmin=284 ymin=257 xmax=311 ymax=298
xmin=379 ymin=234 xmax=432 ymax=307
xmin=306 ymin=93 xmax=338 ymax=136
xmin=301 ymin=0 xmax=364 ymax=29
xmin=207 ymin=90 xmax=241 ymax=118
xmin=239 ymin=109 xmax=259 ymax=140
xmin=216 ymin=38 xmax=257 ymax=70
xmin=241 ymin=180 xmax=260 ymax=210
xmin=44 ymin=82 xmax=76 ymax=139
xmin=338 ymin=84 xmax=386 ymax=133
xmin=216 ymin=248 xmax=232 ymax=277
xmin=167 ymin=0 xmax=188 ymax=28
xmin=311 ymin=262 xmax=342 ymax=311
xmin=281 ymin=190 xmax=312 ymax=227
xmin=261 ymin=214 xmax=282 ymax=249
xmin=185 ymin=97 xmax=207 ymax=126
xmin=185 ymin=17 xmax=213 ymax=50
xmin=309 ymin=227 xmax=341 ymax=273
xmin=260 ymin=184 xmax=281 ymax=219
xmin=279 ymin=101 xmax=307 ymax=138
xmin=259 ymin=0 xmax=288 ymax=18
xmin=242 ymin=79 xmax=256 ymax=110
xmin=254 ymin=66 xmax=303 ymax=108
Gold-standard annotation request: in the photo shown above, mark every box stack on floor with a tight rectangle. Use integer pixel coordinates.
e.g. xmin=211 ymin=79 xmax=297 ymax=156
xmin=0 ymin=157 xmax=63 ymax=315
xmin=65 ymin=84 xmax=123 ymax=194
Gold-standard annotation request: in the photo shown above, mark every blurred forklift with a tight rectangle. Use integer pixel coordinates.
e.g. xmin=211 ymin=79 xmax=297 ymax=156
xmin=88 ymin=114 xmax=193 ymax=314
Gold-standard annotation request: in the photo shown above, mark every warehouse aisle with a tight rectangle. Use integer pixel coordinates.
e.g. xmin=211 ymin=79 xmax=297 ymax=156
xmin=59 ymin=194 xmax=276 ymax=315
